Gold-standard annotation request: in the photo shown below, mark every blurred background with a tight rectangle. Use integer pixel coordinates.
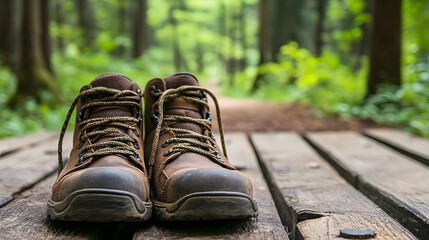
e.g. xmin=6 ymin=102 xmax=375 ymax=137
xmin=0 ymin=0 xmax=428 ymax=138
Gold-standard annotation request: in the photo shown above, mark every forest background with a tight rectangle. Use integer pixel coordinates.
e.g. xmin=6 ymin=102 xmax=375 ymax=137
xmin=0 ymin=0 xmax=428 ymax=138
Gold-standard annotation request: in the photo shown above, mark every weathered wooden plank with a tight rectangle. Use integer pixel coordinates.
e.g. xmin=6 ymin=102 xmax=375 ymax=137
xmin=0 ymin=131 xmax=56 ymax=157
xmin=365 ymin=128 xmax=429 ymax=167
xmin=0 ymin=174 xmax=142 ymax=240
xmin=133 ymin=132 xmax=289 ymax=240
xmin=306 ymin=131 xmax=429 ymax=239
xmin=251 ymin=132 xmax=416 ymax=240
xmin=0 ymin=133 xmax=72 ymax=207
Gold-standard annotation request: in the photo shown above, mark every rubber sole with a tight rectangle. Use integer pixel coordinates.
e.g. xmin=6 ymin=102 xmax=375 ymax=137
xmin=47 ymin=188 xmax=152 ymax=222
xmin=153 ymin=191 xmax=258 ymax=221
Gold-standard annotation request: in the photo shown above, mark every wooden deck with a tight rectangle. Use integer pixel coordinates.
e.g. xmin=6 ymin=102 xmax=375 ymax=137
xmin=1 ymin=129 xmax=428 ymax=239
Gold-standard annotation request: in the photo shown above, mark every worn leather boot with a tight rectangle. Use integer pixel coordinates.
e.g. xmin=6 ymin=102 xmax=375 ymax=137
xmin=47 ymin=73 xmax=152 ymax=222
xmin=144 ymin=73 xmax=258 ymax=220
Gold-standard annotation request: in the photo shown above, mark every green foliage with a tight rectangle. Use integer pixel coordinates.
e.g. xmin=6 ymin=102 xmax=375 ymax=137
xmin=234 ymin=0 xmax=429 ymax=137
xmin=324 ymin=0 xmax=370 ymax=64
xmin=231 ymin=42 xmax=366 ymax=111
xmin=0 ymin=67 xmax=16 ymax=105
xmin=1 ymin=0 xmax=429 ymax=139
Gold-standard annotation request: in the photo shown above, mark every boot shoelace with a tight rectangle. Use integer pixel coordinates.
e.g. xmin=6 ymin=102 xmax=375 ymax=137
xmin=148 ymin=85 xmax=228 ymax=178
xmin=57 ymin=87 xmax=142 ymax=174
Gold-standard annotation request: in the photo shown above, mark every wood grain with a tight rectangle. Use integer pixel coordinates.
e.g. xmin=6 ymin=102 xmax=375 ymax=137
xmin=251 ymin=132 xmax=416 ymax=240
xmin=0 ymin=174 xmax=142 ymax=240
xmin=133 ymin=132 xmax=289 ymax=240
xmin=306 ymin=131 xmax=429 ymax=239
xmin=0 ymin=131 xmax=56 ymax=157
xmin=365 ymin=128 xmax=429 ymax=167
xmin=0 ymin=133 xmax=72 ymax=207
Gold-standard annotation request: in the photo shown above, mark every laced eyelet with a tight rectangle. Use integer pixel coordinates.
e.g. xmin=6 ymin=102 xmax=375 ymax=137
xmin=214 ymin=152 xmax=223 ymax=162
xmin=131 ymin=128 xmax=139 ymax=137
xmin=205 ymin=112 xmax=212 ymax=121
xmin=137 ymin=88 xmax=142 ymax=96
xmin=131 ymin=153 xmax=141 ymax=162
xmin=76 ymin=152 xmax=85 ymax=166
xmin=78 ymin=141 xmax=84 ymax=148
xmin=201 ymin=91 xmax=207 ymax=102
xmin=163 ymin=148 xmax=174 ymax=156
xmin=161 ymin=140 xmax=170 ymax=148
xmin=136 ymin=111 xmax=143 ymax=123
xmin=133 ymin=140 xmax=140 ymax=149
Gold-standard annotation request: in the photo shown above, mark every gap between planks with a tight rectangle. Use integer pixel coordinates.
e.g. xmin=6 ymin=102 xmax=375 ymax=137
xmin=133 ymin=132 xmax=288 ymax=240
xmin=0 ymin=131 xmax=56 ymax=157
xmin=364 ymin=128 xmax=429 ymax=167
xmin=305 ymin=131 xmax=429 ymax=239
xmin=251 ymin=132 xmax=416 ymax=240
xmin=0 ymin=133 xmax=72 ymax=207
xmin=1 ymin=132 xmax=287 ymax=240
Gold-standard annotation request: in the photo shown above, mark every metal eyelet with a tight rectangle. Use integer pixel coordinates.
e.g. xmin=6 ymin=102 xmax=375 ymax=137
xmin=149 ymin=85 xmax=160 ymax=97
xmin=205 ymin=112 xmax=212 ymax=121
xmin=201 ymin=91 xmax=207 ymax=102
xmin=131 ymin=128 xmax=139 ymax=137
xmin=137 ymin=88 xmax=142 ymax=96
xmin=136 ymin=111 xmax=143 ymax=123
xmin=151 ymin=111 xmax=159 ymax=124
xmin=163 ymin=148 xmax=174 ymax=156
xmin=161 ymin=140 xmax=170 ymax=148
xmin=76 ymin=152 xmax=85 ymax=166
xmin=131 ymin=153 xmax=141 ymax=162
xmin=133 ymin=141 xmax=140 ymax=149
xmin=76 ymin=111 xmax=83 ymax=122
xmin=215 ymin=152 xmax=223 ymax=162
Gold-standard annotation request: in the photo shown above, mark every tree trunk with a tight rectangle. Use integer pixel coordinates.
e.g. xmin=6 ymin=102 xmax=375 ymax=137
xmin=217 ymin=1 xmax=226 ymax=73
xmin=168 ymin=1 xmax=188 ymax=71
xmin=271 ymin=0 xmax=305 ymax=60
xmin=0 ymin=0 xmax=16 ymax=69
xmin=55 ymin=0 xmax=65 ymax=53
xmin=10 ymin=0 xmax=59 ymax=106
xmin=366 ymin=0 xmax=402 ymax=97
xmin=75 ymin=0 xmax=97 ymax=51
xmin=113 ymin=0 xmax=128 ymax=56
xmin=315 ymin=0 xmax=328 ymax=56
xmin=196 ymin=44 xmax=204 ymax=73
xmin=353 ymin=0 xmax=371 ymax=70
xmin=252 ymin=0 xmax=272 ymax=92
xmin=226 ymin=4 xmax=238 ymax=85
xmin=238 ymin=0 xmax=247 ymax=71
xmin=41 ymin=0 xmax=53 ymax=74
xmin=132 ymin=0 xmax=149 ymax=58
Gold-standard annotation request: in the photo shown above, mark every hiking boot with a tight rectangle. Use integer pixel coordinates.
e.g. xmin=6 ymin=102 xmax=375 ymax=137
xmin=47 ymin=73 xmax=152 ymax=222
xmin=143 ymin=73 xmax=258 ymax=220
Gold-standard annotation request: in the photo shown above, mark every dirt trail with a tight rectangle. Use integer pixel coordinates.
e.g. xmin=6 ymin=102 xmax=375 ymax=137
xmin=204 ymin=83 xmax=378 ymax=133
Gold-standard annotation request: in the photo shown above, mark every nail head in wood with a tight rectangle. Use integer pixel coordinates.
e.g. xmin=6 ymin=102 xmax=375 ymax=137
xmin=339 ymin=229 xmax=376 ymax=239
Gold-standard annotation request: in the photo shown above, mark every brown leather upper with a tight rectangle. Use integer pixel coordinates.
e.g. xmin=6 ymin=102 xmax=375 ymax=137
xmin=143 ymin=73 xmax=254 ymax=203
xmin=51 ymin=73 xmax=150 ymax=202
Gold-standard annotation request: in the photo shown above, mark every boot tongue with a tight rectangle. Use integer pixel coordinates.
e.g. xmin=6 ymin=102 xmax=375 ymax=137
xmin=163 ymin=73 xmax=199 ymax=89
xmin=163 ymin=74 xmax=205 ymax=134
xmin=88 ymin=73 xmax=135 ymax=118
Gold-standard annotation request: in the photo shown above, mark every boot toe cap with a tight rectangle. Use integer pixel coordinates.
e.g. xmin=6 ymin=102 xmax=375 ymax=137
xmin=53 ymin=167 xmax=149 ymax=202
xmin=165 ymin=168 xmax=253 ymax=203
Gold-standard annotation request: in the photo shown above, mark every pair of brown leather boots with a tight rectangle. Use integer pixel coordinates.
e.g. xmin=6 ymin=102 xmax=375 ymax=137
xmin=47 ymin=73 xmax=258 ymax=222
